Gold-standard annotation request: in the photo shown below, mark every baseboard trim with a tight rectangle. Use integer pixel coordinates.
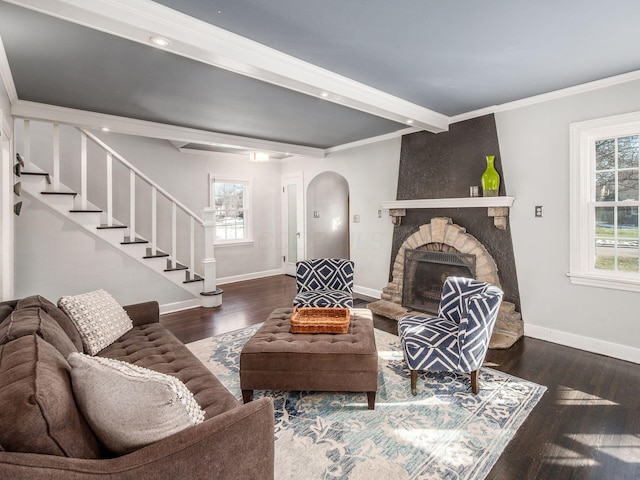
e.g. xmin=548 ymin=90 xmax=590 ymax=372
xmin=353 ymin=285 xmax=382 ymax=299
xmin=217 ymin=268 xmax=285 ymax=285
xmin=159 ymin=299 xmax=202 ymax=314
xmin=525 ymin=323 xmax=640 ymax=364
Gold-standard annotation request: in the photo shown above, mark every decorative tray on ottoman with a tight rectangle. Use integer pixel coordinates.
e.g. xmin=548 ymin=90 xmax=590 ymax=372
xmin=290 ymin=307 xmax=351 ymax=334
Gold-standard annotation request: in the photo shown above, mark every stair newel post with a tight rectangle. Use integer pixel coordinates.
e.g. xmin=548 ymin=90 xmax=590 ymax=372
xmin=129 ymin=169 xmax=136 ymax=241
xmin=151 ymin=186 xmax=157 ymax=256
xmin=80 ymin=132 xmax=87 ymax=210
xmin=106 ymin=152 xmax=113 ymax=226
xmin=23 ymin=119 xmax=31 ymax=169
xmin=171 ymin=202 xmax=177 ymax=269
xmin=201 ymin=207 xmax=222 ymax=307
xmin=52 ymin=123 xmax=60 ymax=191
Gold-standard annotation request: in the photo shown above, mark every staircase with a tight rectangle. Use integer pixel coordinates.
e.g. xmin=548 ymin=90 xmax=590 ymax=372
xmin=15 ymin=119 xmax=221 ymax=307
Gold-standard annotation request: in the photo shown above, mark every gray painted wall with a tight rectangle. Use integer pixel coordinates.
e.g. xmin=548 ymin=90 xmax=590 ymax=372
xmin=496 ymin=79 xmax=640 ymax=356
xmin=306 ymin=171 xmax=349 ymax=259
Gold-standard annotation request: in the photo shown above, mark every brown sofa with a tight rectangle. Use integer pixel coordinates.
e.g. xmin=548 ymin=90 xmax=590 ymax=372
xmin=0 ymin=296 xmax=274 ymax=480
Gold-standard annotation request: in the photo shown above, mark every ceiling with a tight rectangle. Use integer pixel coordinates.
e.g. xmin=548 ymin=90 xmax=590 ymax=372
xmin=1 ymin=0 xmax=640 ymax=157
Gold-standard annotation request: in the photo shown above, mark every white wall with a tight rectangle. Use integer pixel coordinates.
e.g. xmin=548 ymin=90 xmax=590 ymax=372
xmin=0 ymin=77 xmax=13 ymax=301
xmin=496 ymin=79 xmax=640 ymax=360
xmin=14 ymin=201 xmax=193 ymax=306
xmin=282 ymin=137 xmax=400 ymax=297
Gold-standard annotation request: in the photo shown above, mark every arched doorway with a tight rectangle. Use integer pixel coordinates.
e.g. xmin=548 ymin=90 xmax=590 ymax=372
xmin=306 ymin=172 xmax=349 ymax=259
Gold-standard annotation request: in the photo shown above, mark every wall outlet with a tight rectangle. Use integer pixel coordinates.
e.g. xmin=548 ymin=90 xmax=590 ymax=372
xmin=535 ymin=206 xmax=543 ymax=217
xmin=377 ymin=209 xmax=382 ymax=218
xmin=313 ymin=211 xmax=320 ymax=218
xmin=353 ymin=214 xmax=360 ymax=223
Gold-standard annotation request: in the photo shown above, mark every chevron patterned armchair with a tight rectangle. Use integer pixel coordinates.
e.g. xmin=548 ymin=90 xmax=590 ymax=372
xmin=293 ymin=258 xmax=354 ymax=308
xmin=398 ymin=276 xmax=503 ymax=395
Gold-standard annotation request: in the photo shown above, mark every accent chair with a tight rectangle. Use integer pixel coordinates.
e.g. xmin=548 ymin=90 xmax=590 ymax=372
xmin=398 ymin=276 xmax=503 ymax=395
xmin=293 ymin=258 xmax=354 ymax=308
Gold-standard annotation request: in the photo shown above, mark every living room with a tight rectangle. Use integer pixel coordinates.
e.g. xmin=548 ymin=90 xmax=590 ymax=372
xmin=0 ymin=1 xmax=639 ymax=479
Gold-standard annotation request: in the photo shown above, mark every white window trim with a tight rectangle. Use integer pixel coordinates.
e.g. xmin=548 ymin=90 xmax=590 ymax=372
xmin=210 ymin=176 xmax=253 ymax=246
xmin=569 ymin=111 xmax=640 ymax=292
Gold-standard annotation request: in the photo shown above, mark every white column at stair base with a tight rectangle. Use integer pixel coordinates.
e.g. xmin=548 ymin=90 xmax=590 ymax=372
xmin=201 ymin=207 xmax=222 ymax=307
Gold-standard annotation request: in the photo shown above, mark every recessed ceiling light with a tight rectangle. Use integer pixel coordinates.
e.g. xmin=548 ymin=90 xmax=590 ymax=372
xmin=406 ymin=119 xmax=414 ymax=125
xmin=101 ymin=127 xmax=110 ymax=132
xmin=320 ymin=92 xmax=329 ymax=98
xmin=149 ymin=36 xmax=171 ymax=48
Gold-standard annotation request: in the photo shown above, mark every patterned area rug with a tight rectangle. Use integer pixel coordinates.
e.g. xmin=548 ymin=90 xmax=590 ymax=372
xmin=187 ymin=325 xmax=545 ymax=480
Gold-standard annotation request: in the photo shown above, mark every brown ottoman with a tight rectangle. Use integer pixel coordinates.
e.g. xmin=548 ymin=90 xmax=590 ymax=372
xmin=240 ymin=307 xmax=378 ymax=409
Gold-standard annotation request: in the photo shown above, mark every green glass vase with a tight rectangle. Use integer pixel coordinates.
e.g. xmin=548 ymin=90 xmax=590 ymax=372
xmin=481 ymin=155 xmax=500 ymax=197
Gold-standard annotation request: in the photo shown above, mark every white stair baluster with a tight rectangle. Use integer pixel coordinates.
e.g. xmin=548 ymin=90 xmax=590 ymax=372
xmin=106 ymin=152 xmax=113 ymax=226
xmin=171 ymin=202 xmax=177 ymax=269
xmin=190 ymin=216 xmax=195 ymax=274
xmin=23 ymin=119 xmax=31 ymax=169
xmin=52 ymin=124 xmax=60 ymax=190
xmin=151 ymin=186 xmax=157 ymax=255
xmin=129 ymin=169 xmax=136 ymax=240
xmin=80 ymin=133 xmax=87 ymax=210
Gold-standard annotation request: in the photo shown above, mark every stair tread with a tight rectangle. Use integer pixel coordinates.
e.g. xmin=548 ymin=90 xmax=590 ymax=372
xmin=69 ymin=209 xmax=102 ymax=213
xmin=121 ymin=237 xmax=148 ymax=245
xmin=184 ymin=274 xmax=204 ymax=283
xmin=143 ymin=252 xmax=170 ymax=259
xmin=22 ymin=171 xmax=50 ymax=176
xmin=97 ymin=224 xmax=127 ymax=229
xmin=165 ymin=265 xmax=188 ymax=272
xmin=41 ymin=190 xmax=77 ymax=196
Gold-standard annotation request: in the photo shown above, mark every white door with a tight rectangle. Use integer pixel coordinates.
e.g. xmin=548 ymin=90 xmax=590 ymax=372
xmin=281 ymin=173 xmax=304 ymax=276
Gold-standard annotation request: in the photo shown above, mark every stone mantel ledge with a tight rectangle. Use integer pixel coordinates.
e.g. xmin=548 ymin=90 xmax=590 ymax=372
xmin=381 ymin=197 xmax=515 ymax=229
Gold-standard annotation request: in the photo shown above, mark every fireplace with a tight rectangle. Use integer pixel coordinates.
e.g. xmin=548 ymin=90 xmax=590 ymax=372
xmin=402 ymin=249 xmax=476 ymax=314
xmin=369 ymin=217 xmax=524 ymax=349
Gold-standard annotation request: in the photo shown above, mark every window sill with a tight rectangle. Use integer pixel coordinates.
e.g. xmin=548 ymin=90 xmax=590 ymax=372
xmin=214 ymin=239 xmax=254 ymax=248
xmin=567 ymin=272 xmax=640 ymax=293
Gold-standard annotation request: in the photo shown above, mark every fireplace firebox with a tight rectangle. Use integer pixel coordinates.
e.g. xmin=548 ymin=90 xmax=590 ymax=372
xmin=402 ymin=249 xmax=476 ymax=314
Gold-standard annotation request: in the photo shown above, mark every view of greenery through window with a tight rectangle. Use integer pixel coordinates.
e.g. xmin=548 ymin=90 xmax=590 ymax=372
xmin=594 ymin=135 xmax=639 ymax=272
xmin=214 ymin=181 xmax=246 ymax=241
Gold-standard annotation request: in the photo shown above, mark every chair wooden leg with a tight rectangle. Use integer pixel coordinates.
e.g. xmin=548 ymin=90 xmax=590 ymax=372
xmin=410 ymin=370 xmax=418 ymax=396
xmin=470 ymin=369 xmax=479 ymax=394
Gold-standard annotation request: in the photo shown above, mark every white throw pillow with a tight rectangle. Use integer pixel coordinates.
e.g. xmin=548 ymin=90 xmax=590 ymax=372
xmin=58 ymin=289 xmax=133 ymax=355
xmin=68 ymin=353 xmax=206 ymax=455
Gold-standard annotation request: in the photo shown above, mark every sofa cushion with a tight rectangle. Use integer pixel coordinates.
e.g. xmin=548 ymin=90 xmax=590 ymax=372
xmin=98 ymin=323 xmax=241 ymax=418
xmin=0 ymin=307 xmax=78 ymax=358
xmin=68 ymin=353 xmax=205 ymax=455
xmin=17 ymin=295 xmax=83 ymax=350
xmin=58 ymin=290 xmax=133 ymax=355
xmin=0 ymin=304 xmax=12 ymax=323
xmin=0 ymin=335 xmax=101 ymax=458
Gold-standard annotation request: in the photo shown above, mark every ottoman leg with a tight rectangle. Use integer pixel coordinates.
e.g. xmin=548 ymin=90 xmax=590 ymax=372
xmin=242 ymin=389 xmax=253 ymax=403
xmin=367 ymin=391 xmax=376 ymax=410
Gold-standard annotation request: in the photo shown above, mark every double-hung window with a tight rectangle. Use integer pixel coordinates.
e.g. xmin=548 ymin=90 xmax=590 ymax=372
xmin=569 ymin=112 xmax=640 ymax=291
xmin=211 ymin=177 xmax=251 ymax=245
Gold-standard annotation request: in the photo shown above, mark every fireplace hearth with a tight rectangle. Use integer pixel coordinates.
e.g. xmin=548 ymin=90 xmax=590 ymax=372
xmin=402 ymin=249 xmax=476 ymax=314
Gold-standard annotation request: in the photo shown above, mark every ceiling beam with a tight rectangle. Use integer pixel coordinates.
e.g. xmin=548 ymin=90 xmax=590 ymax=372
xmin=6 ymin=0 xmax=449 ymax=133
xmin=11 ymin=100 xmax=326 ymax=158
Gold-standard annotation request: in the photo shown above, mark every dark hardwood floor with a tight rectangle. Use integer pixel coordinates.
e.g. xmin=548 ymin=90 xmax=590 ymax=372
xmin=161 ymin=275 xmax=640 ymax=480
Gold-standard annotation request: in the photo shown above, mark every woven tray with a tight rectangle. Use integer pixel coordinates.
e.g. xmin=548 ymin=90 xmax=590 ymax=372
xmin=290 ymin=307 xmax=350 ymax=334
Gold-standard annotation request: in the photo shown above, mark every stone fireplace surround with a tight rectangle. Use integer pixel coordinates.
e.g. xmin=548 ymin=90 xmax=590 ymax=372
xmin=369 ymin=217 xmax=523 ymax=349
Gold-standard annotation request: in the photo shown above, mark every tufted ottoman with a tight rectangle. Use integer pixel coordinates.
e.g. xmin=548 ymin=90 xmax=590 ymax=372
xmin=240 ymin=307 xmax=378 ymax=409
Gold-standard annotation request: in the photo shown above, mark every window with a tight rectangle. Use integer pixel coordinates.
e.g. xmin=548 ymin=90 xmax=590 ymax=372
xmin=569 ymin=112 xmax=640 ymax=291
xmin=211 ymin=177 xmax=251 ymax=244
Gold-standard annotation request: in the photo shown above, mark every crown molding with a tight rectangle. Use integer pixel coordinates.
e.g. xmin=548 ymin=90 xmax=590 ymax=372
xmin=0 ymin=34 xmax=18 ymax=104
xmin=11 ymin=100 xmax=326 ymax=157
xmin=450 ymin=69 xmax=640 ymax=123
xmin=326 ymin=126 xmax=420 ymax=154
xmin=6 ymin=0 xmax=449 ymax=133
